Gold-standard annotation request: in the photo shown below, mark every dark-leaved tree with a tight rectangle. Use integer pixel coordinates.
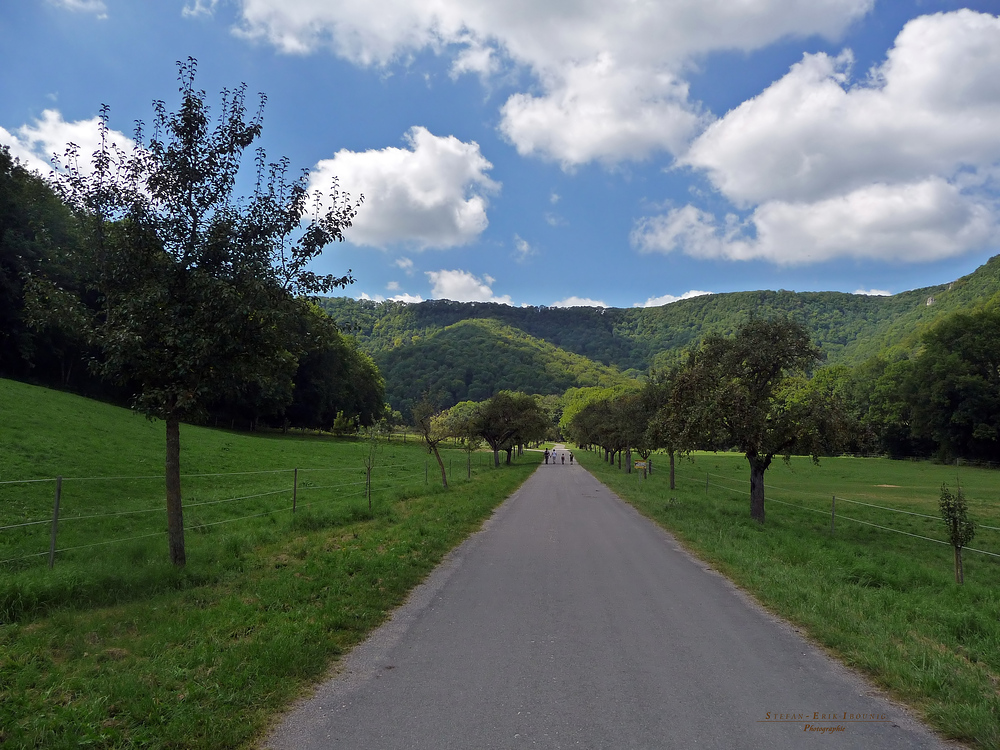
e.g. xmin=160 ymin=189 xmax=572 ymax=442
xmin=28 ymin=60 xmax=359 ymax=565
xmin=676 ymin=317 xmax=832 ymax=523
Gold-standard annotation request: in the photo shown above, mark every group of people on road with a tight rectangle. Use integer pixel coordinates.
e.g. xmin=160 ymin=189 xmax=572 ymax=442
xmin=543 ymin=449 xmax=573 ymax=465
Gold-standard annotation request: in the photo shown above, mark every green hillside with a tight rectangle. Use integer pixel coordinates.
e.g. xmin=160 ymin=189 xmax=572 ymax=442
xmin=322 ymin=255 xmax=1000 ymax=382
xmin=376 ymin=318 xmax=630 ymax=414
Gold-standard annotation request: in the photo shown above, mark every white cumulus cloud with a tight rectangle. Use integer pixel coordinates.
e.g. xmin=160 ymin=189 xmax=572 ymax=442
xmin=551 ymin=296 xmax=608 ymax=308
xmin=513 ymin=234 xmax=533 ymax=261
xmin=641 ymin=10 xmax=1000 ymax=266
xmin=310 ymin=126 xmax=499 ymax=250
xmin=633 ymin=290 xmax=712 ymax=308
xmin=49 ymin=0 xmax=107 ymax=18
xmin=0 ymin=109 xmax=135 ymax=176
xmin=498 ymin=56 xmax=705 ymax=168
xmin=231 ymin=0 xmax=872 ymax=166
xmin=854 ymin=288 xmax=891 ymax=296
xmin=632 ymin=180 xmax=998 ymax=265
xmin=427 ymin=269 xmax=512 ymax=304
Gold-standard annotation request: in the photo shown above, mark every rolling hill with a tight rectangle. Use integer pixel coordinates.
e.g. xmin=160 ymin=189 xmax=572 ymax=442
xmin=321 ymin=254 xmax=1000 ymax=411
xmin=375 ymin=318 xmax=630 ymax=414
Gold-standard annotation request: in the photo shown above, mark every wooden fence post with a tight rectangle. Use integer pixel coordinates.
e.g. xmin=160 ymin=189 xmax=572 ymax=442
xmin=48 ymin=476 xmax=62 ymax=569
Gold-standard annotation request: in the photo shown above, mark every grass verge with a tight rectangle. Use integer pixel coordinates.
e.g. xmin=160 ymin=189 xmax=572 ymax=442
xmin=0 ymin=379 xmax=540 ymax=748
xmin=576 ymin=448 xmax=1000 ymax=750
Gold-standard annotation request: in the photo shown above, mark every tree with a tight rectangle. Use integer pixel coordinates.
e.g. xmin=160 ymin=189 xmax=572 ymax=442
xmin=29 ymin=60 xmax=359 ymax=565
xmin=362 ymin=420 xmax=389 ymax=511
xmin=939 ymin=483 xmax=976 ymax=584
xmin=903 ymin=308 xmax=1000 ymax=461
xmin=475 ymin=391 xmax=548 ymax=466
xmin=677 ymin=317 xmax=828 ymax=523
xmin=0 ymin=145 xmax=92 ymax=385
xmin=643 ymin=368 xmax=681 ymax=486
xmin=438 ymin=400 xmax=483 ymax=479
xmin=412 ymin=394 xmax=448 ymax=488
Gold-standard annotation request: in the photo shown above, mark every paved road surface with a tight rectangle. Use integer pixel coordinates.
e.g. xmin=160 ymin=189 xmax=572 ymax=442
xmin=264 ymin=451 xmax=951 ymax=749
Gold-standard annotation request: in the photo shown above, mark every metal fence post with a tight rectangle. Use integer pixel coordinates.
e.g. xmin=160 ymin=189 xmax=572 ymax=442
xmin=292 ymin=468 xmax=298 ymax=513
xmin=48 ymin=476 xmax=62 ymax=569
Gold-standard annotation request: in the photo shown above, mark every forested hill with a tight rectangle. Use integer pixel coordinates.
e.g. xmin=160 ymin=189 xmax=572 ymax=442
xmin=374 ymin=319 xmax=629 ymax=415
xmin=321 ymin=254 xmax=1000 ymax=383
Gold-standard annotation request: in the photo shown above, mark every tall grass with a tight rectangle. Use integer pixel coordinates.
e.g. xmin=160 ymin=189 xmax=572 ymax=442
xmin=577 ymin=448 xmax=1000 ymax=750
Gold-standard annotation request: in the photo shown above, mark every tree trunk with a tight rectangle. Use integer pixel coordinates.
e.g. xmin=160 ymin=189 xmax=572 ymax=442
xmin=493 ymin=448 xmax=500 ymax=467
xmin=165 ymin=415 xmax=186 ymax=566
xmin=747 ymin=453 xmax=771 ymax=524
xmin=432 ymin=445 xmax=448 ymax=488
xmin=505 ymin=446 xmax=513 ymax=465
xmin=625 ymin=447 xmax=632 ymax=474
xmin=955 ymin=547 xmax=965 ymax=584
xmin=669 ymin=450 xmax=675 ymax=490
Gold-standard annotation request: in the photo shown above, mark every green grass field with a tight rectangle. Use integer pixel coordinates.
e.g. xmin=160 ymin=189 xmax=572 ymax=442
xmin=0 ymin=379 xmax=539 ymax=748
xmin=576 ymin=448 xmax=1000 ymax=750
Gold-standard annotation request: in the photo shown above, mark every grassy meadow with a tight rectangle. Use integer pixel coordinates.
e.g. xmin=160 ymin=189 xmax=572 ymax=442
xmin=0 ymin=379 xmax=539 ymax=748
xmin=576 ymin=448 xmax=1000 ymax=750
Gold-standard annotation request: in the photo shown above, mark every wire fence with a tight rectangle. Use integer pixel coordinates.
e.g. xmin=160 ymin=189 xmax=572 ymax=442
xmin=674 ymin=468 xmax=1000 ymax=561
xmin=0 ymin=459 xmax=434 ymax=570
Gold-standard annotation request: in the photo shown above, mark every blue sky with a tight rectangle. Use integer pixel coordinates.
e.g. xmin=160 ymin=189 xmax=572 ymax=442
xmin=3 ymin=1 xmax=999 ymax=309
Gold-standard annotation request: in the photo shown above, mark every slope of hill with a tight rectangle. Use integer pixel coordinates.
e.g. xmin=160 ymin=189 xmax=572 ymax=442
xmin=376 ymin=318 xmax=631 ymax=414
xmin=326 ymin=254 xmax=1000 ymax=365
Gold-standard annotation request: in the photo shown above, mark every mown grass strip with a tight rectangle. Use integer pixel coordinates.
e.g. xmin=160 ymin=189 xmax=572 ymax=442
xmin=576 ymin=448 xmax=1000 ymax=750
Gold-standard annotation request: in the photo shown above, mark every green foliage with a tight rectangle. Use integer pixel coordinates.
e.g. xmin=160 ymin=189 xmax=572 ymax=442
xmin=374 ymin=318 xmax=628 ymax=414
xmin=903 ymin=308 xmax=1000 ymax=461
xmin=675 ymin=317 xmax=832 ymax=523
xmin=474 ymin=391 xmax=550 ymax=466
xmin=0 ymin=145 xmax=94 ymax=388
xmin=322 ymin=259 xmax=1000 ymax=381
xmin=26 ymin=61 xmax=359 ymax=565
xmin=939 ymin=484 xmax=976 ymax=549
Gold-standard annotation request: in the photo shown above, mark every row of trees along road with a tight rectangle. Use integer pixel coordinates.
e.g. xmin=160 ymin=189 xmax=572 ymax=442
xmin=566 ymin=318 xmax=845 ymax=524
xmin=23 ymin=60 xmax=361 ymax=566
xmin=413 ymin=391 xmax=552 ymax=487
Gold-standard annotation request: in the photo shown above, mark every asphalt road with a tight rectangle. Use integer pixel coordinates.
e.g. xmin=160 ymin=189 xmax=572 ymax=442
xmin=264 ymin=450 xmax=952 ymax=750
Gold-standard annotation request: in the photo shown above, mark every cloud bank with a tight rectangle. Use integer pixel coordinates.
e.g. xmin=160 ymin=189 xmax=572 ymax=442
xmin=231 ymin=0 xmax=872 ymax=167
xmin=634 ymin=10 xmax=1000 ymax=265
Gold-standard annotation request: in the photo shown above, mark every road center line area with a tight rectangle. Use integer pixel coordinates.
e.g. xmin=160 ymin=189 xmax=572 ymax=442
xmin=263 ymin=457 xmax=952 ymax=750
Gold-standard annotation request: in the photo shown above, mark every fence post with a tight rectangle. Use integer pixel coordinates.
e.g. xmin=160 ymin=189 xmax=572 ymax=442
xmin=48 ymin=476 xmax=62 ymax=569
xmin=292 ymin=468 xmax=298 ymax=513
xmin=830 ymin=495 xmax=836 ymax=533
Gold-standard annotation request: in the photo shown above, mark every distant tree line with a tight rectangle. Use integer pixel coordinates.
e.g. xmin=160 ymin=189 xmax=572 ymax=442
xmin=564 ymin=313 xmax=1000 ymax=524
xmin=0 ymin=143 xmax=384 ymax=434
xmin=412 ymin=390 xmax=554 ymax=486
